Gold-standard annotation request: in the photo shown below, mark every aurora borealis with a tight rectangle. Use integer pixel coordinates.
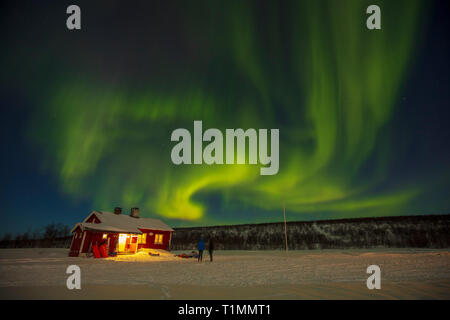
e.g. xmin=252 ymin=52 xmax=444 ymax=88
xmin=1 ymin=0 xmax=449 ymax=234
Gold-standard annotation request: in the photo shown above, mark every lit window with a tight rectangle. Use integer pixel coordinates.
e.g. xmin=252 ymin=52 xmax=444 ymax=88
xmin=154 ymin=234 xmax=163 ymax=244
xmin=137 ymin=234 xmax=147 ymax=244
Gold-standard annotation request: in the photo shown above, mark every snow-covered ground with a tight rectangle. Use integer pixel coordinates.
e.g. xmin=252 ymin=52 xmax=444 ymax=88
xmin=0 ymin=248 xmax=449 ymax=299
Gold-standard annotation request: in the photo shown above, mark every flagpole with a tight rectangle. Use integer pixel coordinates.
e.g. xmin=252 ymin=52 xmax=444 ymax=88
xmin=283 ymin=200 xmax=288 ymax=253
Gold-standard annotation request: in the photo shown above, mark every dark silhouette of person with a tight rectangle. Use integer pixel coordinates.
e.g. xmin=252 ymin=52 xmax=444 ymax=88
xmin=197 ymin=238 xmax=205 ymax=262
xmin=208 ymin=238 xmax=215 ymax=262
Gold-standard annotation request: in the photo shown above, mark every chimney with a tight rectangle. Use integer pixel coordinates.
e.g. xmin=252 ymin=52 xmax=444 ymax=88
xmin=114 ymin=207 xmax=122 ymax=215
xmin=130 ymin=207 xmax=139 ymax=218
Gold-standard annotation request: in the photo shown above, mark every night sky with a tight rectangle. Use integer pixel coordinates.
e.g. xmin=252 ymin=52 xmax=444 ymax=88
xmin=1 ymin=0 xmax=449 ymax=236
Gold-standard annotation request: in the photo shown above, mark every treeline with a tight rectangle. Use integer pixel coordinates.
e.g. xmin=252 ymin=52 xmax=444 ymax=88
xmin=0 ymin=223 xmax=72 ymax=248
xmin=171 ymin=214 xmax=450 ymax=250
xmin=2 ymin=215 xmax=449 ymax=250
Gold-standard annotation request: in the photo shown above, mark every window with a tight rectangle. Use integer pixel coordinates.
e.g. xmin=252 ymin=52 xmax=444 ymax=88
xmin=154 ymin=234 xmax=163 ymax=244
xmin=137 ymin=233 xmax=147 ymax=244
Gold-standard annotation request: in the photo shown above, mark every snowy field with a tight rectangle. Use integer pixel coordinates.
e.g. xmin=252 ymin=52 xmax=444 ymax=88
xmin=0 ymin=248 xmax=449 ymax=299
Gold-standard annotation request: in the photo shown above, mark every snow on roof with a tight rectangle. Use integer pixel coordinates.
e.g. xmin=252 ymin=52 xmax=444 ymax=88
xmin=72 ymin=210 xmax=174 ymax=233
xmin=79 ymin=222 xmax=143 ymax=234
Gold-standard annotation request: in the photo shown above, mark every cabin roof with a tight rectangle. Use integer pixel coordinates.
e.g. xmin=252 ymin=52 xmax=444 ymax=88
xmin=71 ymin=211 xmax=174 ymax=233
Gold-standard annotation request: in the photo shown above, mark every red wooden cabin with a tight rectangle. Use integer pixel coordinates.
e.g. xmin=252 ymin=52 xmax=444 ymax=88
xmin=69 ymin=207 xmax=174 ymax=257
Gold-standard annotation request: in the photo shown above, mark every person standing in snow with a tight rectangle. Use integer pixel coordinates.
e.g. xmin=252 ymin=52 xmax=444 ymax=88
xmin=208 ymin=238 xmax=214 ymax=262
xmin=197 ymin=238 xmax=205 ymax=262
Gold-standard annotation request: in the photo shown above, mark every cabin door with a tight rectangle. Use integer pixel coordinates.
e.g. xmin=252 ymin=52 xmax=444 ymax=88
xmin=130 ymin=235 xmax=138 ymax=252
xmin=118 ymin=234 xmax=128 ymax=252
xmin=118 ymin=234 xmax=136 ymax=253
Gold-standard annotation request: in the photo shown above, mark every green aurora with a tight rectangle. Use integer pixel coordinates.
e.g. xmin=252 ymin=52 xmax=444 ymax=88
xmin=4 ymin=0 xmax=448 ymax=227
